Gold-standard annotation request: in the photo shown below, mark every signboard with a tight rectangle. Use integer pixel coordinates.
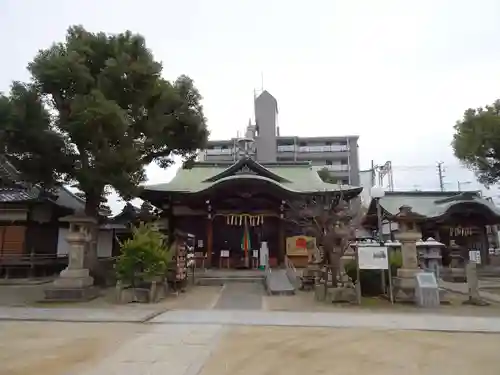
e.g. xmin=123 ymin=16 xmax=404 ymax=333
xmin=259 ymin=242 xmax=269 ymax=267
xmin=220 ymin=250 xmax=230 ymax=258
xmin=416 ymin=272 xmax=438 ymax=288
xmin=286 ymin=236 xmax=315 ymax=256
xmin=415 ymin=272 xmax=440 ymax=307
xmin=358 ymin=246 xmax=389 ymax=270
xmin=469 ymin=250 xmax=481 ymax=264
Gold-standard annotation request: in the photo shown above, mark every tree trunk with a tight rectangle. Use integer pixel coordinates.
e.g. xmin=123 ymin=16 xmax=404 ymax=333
xmin=85 ymin=194 xmax=106 ymax=285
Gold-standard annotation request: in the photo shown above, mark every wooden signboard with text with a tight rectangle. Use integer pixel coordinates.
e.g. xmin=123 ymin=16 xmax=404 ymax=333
xmin=286 ymin=236 xmax=316 ymax=257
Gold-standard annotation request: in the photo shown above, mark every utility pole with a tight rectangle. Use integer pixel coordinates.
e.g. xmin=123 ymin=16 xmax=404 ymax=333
xmin=437 ymin=162 xmax=445 ymax=191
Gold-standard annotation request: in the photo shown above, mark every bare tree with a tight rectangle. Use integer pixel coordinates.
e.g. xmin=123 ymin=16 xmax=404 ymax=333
xmin=285 ymin=193 xmax=361 ymax=294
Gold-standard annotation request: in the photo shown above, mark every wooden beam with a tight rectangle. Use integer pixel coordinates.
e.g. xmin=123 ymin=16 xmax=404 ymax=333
xmin=206 ymin=219 xmax=213 ymax=268
xmin=278 ymin=218 xmax=285 ymax=265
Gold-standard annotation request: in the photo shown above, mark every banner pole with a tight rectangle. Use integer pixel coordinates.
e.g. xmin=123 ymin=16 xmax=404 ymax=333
xmin=388 ymin=248 xmax=394 ymax=304
xmin=355 ymin=247 xmax=362 ymax=305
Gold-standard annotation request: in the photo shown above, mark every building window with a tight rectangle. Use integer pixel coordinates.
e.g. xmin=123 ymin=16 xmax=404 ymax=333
xmin=341 ymin=159 xmax=348 ymax=165
xmin=325 ymin=141 xmax=331 ymax=146
xmin=299 ymin=142 xmax=306 ymax=147
xmin=278 ymin=139 xmax=294 ymax=146
xmin=325 ymin=160 xmax=333 ymax=165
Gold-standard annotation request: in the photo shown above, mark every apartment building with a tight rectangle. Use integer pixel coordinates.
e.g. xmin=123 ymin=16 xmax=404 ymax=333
xmin=198 ymin=90 xmax=360 ymax=186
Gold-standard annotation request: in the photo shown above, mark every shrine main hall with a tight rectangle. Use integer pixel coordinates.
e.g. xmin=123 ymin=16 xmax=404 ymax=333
xmin=140 ymin=153 xmax=361 ymax=269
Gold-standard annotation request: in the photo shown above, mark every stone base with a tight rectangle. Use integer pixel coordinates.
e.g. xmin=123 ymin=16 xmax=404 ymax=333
xmin=314 ymin=284 xmax=356 ymax=303
xmin=44 ymin=286 xmax=99 ymax=302
xmin=393 ymin=269 xmax=419 ymax=303
xmin=53 ymin=268 xmax=94 ymax=289
xmin=116 ymin=281 xmax=169 ymax=304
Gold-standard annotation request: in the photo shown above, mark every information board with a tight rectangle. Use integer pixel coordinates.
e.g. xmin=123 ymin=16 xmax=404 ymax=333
xmin=416 ymin=272 xmax=438 ymax=288
xmin=469 ymin=250 xmax=481 ymax=264
xmin=358 ymin=246 xmax=389 ymax=270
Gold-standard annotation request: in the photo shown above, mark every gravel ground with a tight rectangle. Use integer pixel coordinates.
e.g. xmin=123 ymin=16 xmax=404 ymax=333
xmin=200 ymin=326 xmax=500 ymax=375
xmin=0 ymin=322 xmax=148 ymax=375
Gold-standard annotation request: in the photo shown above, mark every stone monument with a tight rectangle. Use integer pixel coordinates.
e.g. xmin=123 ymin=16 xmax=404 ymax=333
xmin=44 ymin=212 xmax=99 ymax=301
xmin=463 ymin=254 xmax=489 ymax=306
xmin=393 ymin=205 xmax=422 ymax=302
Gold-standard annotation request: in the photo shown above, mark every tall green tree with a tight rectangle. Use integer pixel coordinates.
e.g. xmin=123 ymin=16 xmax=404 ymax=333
xmin=0 ymin=25 xmax=208 ymax=217
xmin=452 ymin=100 xmax=500 ymax=186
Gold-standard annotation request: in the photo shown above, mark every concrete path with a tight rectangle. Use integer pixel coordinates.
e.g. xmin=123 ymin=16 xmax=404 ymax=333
xmin=2 ymin=306 xmax=500 ymax=333
xmin=212 ymin=283 xmax=263 ymax=310
xmin=77 ymin=324 xmax=224 ymax=375
xmin=0 ymin=306 xmax=161 ymax=322
xmin=150 ymin=309 xmax=500 ymax=333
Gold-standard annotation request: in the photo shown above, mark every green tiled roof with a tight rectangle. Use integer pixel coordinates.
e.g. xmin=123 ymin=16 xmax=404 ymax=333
xmin=144 ymin=158 xmax=361 ymax=195
xmin=367 ymin=191 xmax=500 ymax=219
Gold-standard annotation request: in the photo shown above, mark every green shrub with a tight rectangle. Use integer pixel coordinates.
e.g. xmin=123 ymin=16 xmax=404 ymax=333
xmin=115 ymin=223 xmax=172 ymax=287
xmin=345 ymin=249 xmax=403 ymax=296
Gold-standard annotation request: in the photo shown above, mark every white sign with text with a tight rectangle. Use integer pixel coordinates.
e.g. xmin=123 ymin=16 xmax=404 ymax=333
xmin=358 ymin=246 xmax=389 ymax=270
xmin=469 ymin=250 xmax=481 ymax=264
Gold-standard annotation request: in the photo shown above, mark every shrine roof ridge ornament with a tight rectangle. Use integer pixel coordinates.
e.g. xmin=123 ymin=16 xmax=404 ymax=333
xmin=203 ymin=157 xmax=291 ymax=183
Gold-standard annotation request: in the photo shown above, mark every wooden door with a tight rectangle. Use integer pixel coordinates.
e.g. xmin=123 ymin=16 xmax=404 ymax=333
xmin=0 ymin=226 xmax=26 ymax=257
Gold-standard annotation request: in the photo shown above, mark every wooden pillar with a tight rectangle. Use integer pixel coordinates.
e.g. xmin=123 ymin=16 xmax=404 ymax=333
xmin=206 ymin=200 xmax=213 ymax=268
xmin=278 ymin=219 xmax=285 ymax=265
xmin=206 ymin=219 xmax=213 ymax=268
xmin=278 ymin=200 xmax=285 ymax=265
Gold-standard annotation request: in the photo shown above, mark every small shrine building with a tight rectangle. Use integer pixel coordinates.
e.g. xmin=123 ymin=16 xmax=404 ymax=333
xmin=363 ymin=190 xmax=500 ymax=265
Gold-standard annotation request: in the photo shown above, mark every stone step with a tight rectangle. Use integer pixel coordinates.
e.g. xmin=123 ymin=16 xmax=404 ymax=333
xmin=265 ymin=269 xmax=295 ymax=296
xmin=195 ymin=276 xmax=265 ymax=286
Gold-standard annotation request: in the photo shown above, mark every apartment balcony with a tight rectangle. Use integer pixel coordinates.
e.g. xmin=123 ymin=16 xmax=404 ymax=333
xmin=323 ymin=164 xmax=350 ymax=171
xmin=204 ymin=144 xmax=350 ymax=156
xmin=206 ymin=148 xmax=234 ymax=155
xmin=277 ymin=145 xmax=349 ymax=153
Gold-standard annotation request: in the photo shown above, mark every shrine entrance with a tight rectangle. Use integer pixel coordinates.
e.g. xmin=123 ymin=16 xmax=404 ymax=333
xmin=211 ymin=213 xmax=280 ymax=269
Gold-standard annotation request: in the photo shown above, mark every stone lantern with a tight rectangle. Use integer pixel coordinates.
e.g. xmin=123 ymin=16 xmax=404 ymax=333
xmin=393 ymin=205 xmax=422 ymax=302
xmin=44 ymin=212 xmax=98 ymax=301
xmin=416 ymin=237 xmax=444 ymax=278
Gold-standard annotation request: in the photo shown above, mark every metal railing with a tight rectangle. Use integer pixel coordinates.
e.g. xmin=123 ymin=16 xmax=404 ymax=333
xmin=321 ymin=164 xmax=350 ymax=171
xmin=284 ymin=255 xmax=300 ymax=289
xmin=204 ymin=144 xmax=351 ymax=156
xmin=278 ymin=145 xmax=349 ymax=153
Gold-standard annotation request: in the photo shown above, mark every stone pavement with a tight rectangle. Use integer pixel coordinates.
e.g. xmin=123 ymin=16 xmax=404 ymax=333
xmin=212 ymin=283 xmax=264 ymax=310
xmin=77 ymin=324 xmax=224 ymax=375
xmin=2 ymin=306 xmax=500 ymax=333
xmin=0 ymin=306 xmax=161 ymax=322
xmin=150 ymin=309 xmax=500 ymax=333
xmin=440 ymin=280 xmax=500 ymax=303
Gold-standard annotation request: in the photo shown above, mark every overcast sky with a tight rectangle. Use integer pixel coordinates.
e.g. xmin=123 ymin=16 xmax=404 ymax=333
xmin=2 ymin=0 xmax=500 ymax=212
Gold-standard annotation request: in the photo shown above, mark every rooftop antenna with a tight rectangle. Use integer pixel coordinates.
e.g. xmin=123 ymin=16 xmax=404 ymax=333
xmin=261 ymin=71 xmax=264 ymax=92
